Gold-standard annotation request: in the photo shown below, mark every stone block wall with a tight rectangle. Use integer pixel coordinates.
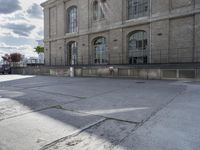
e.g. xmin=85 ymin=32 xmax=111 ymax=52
xmin=41 ymin=0 xmax=200 ymax=66
xmin=11 ymin=65 xmax=200 ymax=80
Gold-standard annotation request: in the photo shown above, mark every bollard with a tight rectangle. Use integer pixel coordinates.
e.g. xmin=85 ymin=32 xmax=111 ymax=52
xmin=70 ymin=67 xmax=74 ymax=77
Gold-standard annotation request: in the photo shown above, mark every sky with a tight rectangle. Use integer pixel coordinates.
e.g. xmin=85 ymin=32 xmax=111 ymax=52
xmin=0 ymin=0 xmax=46 ymax=58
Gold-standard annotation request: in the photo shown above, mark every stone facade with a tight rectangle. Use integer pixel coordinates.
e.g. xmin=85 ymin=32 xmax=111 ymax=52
xmin=41 ymin=0 xmax=200 ymax=66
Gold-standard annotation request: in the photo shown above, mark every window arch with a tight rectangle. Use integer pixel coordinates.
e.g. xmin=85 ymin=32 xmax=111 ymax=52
xmin=67 ymin=6 xmax=77 ymax=33
xmin=128 ymin=31 xmax=148 ymax=64
xmin=93 ymin=0 xmax=105 ymax=20
xmin=128 ymin=0 xmax=149 ymax=20
xmin=93 ymin=37 xmax=107 ymax=64
xmin=67 ymin=41 xmax=78 ymax=65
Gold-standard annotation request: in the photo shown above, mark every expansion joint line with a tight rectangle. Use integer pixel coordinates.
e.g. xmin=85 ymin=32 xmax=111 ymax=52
xmin=39 ymin=118 xmax=107 ymax=150
xmin=113 ymin=86 xmax=187 ymax=148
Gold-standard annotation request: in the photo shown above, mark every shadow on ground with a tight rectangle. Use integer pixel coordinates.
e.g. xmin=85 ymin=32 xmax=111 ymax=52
xmin=0 ymin=75 xmax=190 ymax=150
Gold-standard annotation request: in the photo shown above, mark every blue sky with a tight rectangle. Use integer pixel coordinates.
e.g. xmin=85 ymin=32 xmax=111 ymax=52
xmin=0 ymin=0 xmax=46 ymax=58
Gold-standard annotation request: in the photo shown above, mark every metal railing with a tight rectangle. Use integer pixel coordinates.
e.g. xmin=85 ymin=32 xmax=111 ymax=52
xmin=50 ymin=47 xmax=200 ymax=66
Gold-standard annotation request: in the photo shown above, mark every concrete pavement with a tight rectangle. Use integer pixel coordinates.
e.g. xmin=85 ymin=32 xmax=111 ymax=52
xmin=0 ymin=75 xmax=199 ymax=150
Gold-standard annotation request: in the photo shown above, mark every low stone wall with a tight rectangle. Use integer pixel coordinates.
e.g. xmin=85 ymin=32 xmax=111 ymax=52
xmin=11 ymin=65 xmax=200 ymax=80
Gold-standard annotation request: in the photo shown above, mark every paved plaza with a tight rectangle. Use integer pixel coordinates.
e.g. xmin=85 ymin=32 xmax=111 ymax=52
xmin=0 ymin=75 xmax=200 ymax=150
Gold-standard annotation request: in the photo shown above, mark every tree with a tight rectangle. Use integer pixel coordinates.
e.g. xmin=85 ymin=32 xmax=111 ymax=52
xmin=34 ymin=46 xmax=44 ymax=54
xmin=10 ymin=53 xmax=22 ymax=62
xmin=2 ymin=54 xmax=11 ymax=63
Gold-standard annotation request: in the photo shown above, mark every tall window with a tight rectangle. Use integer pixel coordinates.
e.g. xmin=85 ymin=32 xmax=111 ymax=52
xmin=93 ymin=0 xmax=105 ymax=20
xmin=128 ymin=31 xmax=148 ymax=64
xmin=128 ymin=0 xmax=149 ymax=19
xmin=94 ymin=37 xmax=107 ymax=64
xmin=68 ymin=6 xmax=77 ymax=33
xmin=68 ymin=41 xmax=78 ymax=65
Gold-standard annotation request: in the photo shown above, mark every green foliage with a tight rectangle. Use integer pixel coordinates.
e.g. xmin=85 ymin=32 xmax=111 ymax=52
xmin=34 ymin=46 xmax=44 ymax=54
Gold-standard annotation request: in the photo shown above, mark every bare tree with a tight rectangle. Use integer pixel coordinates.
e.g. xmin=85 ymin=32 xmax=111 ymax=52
xmin=10 ymin=53 xmax=22 ymax=62
xmin=2 ymin=54 xmax=11 ymax=63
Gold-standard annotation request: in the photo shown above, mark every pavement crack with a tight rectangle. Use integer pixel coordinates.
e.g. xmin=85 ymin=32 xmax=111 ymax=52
xmin=31 ymin=89 xmax=87 ymax=99
xmin=39 ymin=118 xmax=107 ymax=150
xmin=39 ymin=117 xmax=138 ymax=150
xmin=56 ymin=107 xmax=140 ymax=125
xmin=0 ymin=100 xmax=80 ymax=122
xmin=113 ymin=86 xmax=187 ymax=148
xmin=140 ymin=86 xmax=187 ymax=125
xmin=0 ymin=105 xmax=57 ymax=122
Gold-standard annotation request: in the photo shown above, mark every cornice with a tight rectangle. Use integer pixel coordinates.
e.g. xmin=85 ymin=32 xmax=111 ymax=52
xmin=41 ymin=0 xmax=66 ymax=7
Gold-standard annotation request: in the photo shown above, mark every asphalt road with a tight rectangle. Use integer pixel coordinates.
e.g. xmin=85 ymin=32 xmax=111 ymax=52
xmin=0 ymin=75 xmax=199 ymax=150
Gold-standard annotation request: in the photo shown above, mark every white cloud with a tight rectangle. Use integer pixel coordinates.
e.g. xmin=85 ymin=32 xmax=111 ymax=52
xmin=0 ymin=0 xmax=46 ymax=58
xmin=0 ymin=0 xmax=21 ymax=14
xmin=27 ymin=3 xmax=43 ymax=19
xmin=1 ymin=22 xmax=36 ymax=37
xmin=0 ymin=42 xmax=37 ymax=58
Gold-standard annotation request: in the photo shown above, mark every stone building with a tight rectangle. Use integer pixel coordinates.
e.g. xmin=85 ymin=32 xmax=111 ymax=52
xmin=41 ymin=0 xmax=200 ymax=66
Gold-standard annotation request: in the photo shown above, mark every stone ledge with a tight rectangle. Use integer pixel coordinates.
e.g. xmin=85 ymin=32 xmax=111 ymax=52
xmin=11 ymin=65 xmax=200 ymax=80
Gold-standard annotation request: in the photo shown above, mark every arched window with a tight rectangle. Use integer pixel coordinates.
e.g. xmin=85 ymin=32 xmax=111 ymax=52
xmin=128 ymin=0 xmax=149 ymax=20
xmin=93 ymin=37 xmax=107 ymax=64
xmin=93 ymin=0 xmax=105 ymax=21
xmin=68 ymin=41 xmax=78 ymax=65
xmin=67 ymin=6 xmax=77 ymax=33
xmin=128 ymin=31 xmax=148 ymax=64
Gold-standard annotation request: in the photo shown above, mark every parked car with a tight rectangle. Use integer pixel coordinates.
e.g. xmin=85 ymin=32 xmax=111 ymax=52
xmin=0 ymin=64 xmax=11 ymax=74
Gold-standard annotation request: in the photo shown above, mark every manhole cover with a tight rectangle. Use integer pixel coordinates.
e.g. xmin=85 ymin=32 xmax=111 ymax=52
xmin=135 ymin=81 xmax=145 ymax=84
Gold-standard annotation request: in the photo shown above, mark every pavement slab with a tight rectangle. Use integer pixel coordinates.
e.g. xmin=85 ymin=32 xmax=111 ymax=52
xmin=32 ymin=83 xmax=122 ymax=98
xmin=0 ymin=75 xmax=199 ymax=150
xmin=0 ymin=75 xmax=34 ymax=83
xmin=0 ymin=108 xmax=103 ymax=150
xmin=62 ymin=82 xmax=185 ymax=123
xmin=42 ymin=119 xmax=137 ymax=150
xmin=114 ymin=84 xmax=200 ymax=150
xmin=0 ymin=89 xmax=80 ymax=120
xmin=0 ymin=75 xmax=90 ymax=89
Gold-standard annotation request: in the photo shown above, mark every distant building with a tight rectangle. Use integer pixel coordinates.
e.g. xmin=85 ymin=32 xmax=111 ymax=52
xmin=38 ymin=53 xmax=44 ymax=64
xmin=27 ymin=57 xmax=39 ymax=64
xmin=41 ymin=0 xmax=200 ymax=66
